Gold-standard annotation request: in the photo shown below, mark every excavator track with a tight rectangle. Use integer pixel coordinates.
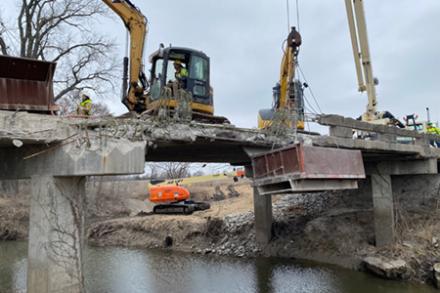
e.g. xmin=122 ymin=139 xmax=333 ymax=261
xmin=153 ymin=201 xmax=210 ymax=215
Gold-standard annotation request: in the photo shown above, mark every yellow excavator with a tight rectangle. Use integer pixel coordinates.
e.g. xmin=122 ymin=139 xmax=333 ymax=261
xmin=258 ymin=27 xmax=305 ymax=130
xmin=102 ymin=0 xmax=227 ymax=123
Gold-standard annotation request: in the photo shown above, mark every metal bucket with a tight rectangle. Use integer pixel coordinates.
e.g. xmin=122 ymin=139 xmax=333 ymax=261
xmin=0 ymin=55 xmax=58 ymax=112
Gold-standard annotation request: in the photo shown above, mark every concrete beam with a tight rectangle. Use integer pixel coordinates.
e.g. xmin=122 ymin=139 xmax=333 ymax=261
xmin=329 ymin=126 xmax=353 ymax=138
xmin=365 ymin=159 xmax=438 ymax=175
xmin=27 ymin=176 xmax=86 ymax=293
xmin=0 ymin=137 xmax=145 ymax=179
xmin=371 ymin=173 xmax=395 ymax=246
xmin=318 ymin=114 xmax=440 ymax=141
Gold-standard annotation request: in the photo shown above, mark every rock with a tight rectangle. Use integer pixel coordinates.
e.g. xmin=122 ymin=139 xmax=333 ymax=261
xmin=363 ymin=256 xmax=409 ymax=280
xmin=433 ymin=237 xmax=439 ymax=248
xmin=433 ymin=263 xmax=440 ymax=288
xmin=227 ymin=185 xmax=240 ymax=198
xmin=213 ymin=186 xmax=226 ymax=201
xmin=402 ymin=241 xmax=414 ymax=249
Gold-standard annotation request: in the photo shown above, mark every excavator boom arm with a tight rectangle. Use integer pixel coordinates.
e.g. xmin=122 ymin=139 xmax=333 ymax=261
xmin=101 ymin=0 xmax=148 ymax=111
xmin=278 ymin=27 xmax=302 ymax=110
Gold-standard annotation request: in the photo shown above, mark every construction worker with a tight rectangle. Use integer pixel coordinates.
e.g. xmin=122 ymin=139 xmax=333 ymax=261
xmin=173 ymin=60 xmax=188 ymax=85
xmin=427 ymin=122 xmax=440 ymax=147
xmin=77 ymin=93 xmax=92 ymax=116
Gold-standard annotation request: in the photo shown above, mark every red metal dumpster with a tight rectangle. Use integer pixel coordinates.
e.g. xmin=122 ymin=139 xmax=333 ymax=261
xmin=0 ymin=55 xmax=58 ymax=113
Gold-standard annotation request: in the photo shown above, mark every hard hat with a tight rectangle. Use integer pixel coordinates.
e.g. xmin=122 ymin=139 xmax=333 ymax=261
xmin=173 ymin=60 xmax=182 ymax=66
xmin=80 ymin=91 xmax=91 ymax=101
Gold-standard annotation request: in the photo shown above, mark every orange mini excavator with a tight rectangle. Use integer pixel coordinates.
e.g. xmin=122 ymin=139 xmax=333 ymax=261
xmin=149 ymin=184 xmax=210 ymax=215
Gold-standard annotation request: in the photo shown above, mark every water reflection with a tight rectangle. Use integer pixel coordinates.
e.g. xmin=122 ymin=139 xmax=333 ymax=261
xmin=0 ymin=241 xmax=27 ymax=293
xmin=0 ymin=242 xmax=437 ymax=293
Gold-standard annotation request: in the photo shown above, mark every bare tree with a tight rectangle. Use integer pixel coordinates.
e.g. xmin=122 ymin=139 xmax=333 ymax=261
xmin=154 ymin=162 xmax=191 ymax=179
xmin=0 ymin=21 xmax=8 ymax=55
xmin=0 ymin=0 xmax=119 ymax=101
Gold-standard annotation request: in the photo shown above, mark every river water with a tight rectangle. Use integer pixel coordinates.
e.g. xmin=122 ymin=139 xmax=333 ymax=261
xmin=0 ymin=241 xmax=436 ymax=293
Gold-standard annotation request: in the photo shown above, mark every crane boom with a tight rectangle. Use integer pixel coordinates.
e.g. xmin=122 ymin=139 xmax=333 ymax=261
xmin=101 ymin=0 xmax=148 ymax=111
xmin=344 ymin=0 xmax=378 ymax=121
xmin=279 ymin=27 xmax=302 ymax=111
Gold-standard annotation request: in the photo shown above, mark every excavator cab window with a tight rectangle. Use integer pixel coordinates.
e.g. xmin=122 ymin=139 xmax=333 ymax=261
xmin=165 ymin=59 xmax=188 ymax=83
xmin=149 ymin=48 xmax=212 ymax=105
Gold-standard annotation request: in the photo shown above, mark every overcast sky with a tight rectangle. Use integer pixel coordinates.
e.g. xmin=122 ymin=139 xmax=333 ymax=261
xmin=3 ymin=1 xmax=440 ymax=129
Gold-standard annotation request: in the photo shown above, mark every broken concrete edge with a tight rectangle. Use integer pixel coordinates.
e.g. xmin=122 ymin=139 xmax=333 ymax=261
xmin=0 ymin=110 xmax=297 ymax=148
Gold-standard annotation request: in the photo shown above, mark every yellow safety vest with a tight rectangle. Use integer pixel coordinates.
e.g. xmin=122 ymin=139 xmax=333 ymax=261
xmin=79 ymin=99 xmax=92 ymax=115
xmin=427 ymin=127 xmax=440 ymax=135
xmin=176 ymin=68 xmax=188 ymax=79
xmin=80 ymin=99 xmax=92 ymax=107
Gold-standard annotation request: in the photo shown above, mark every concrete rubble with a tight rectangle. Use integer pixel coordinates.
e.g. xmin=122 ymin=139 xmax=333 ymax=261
xmin=363 ymin=257 xmax=409 ymax=280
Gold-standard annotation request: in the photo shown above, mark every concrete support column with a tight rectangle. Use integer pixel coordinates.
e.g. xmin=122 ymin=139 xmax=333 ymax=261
xmin=27 ymin=176 xmax=86 ymax=293
xmin=371 ymin=173 xmax=394 ymax=247
xmin=253 ymin=186 xmax=273 ymax=246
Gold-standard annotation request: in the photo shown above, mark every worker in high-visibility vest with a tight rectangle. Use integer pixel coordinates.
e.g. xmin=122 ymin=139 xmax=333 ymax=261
xmin=427 ymin=122 xmax=440 ymax=147
xmin=427 ymin=122 xmax=440 ymax=134
xmin=77 ymin=93 xmax=92 ymax=116
xmin=174 ymin=60 xmax=188 ymax=87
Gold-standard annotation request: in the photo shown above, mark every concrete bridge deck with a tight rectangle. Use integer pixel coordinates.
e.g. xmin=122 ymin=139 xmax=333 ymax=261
xmin=1 ymin=110 xmax=440 ymax=292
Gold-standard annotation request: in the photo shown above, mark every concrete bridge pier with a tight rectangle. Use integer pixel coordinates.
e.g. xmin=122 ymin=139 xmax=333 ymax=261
xmin=367 ymin=159 xmax=438 ymax=247
xmin=28 ymin=176 xmax=87 ymax=293
xmin=245 ymin=165 xmax=273 ymax=246
xmin=253 ymin=186 xmax=273 ymax=246
xmin=0 ymin=138 xmax=145 ymax=293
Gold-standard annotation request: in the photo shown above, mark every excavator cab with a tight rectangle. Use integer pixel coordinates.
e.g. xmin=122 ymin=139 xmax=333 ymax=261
xmin=148 ymin=46 xmax=214 ymax=115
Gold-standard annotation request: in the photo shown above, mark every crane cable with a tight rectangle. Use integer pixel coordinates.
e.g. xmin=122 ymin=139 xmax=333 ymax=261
xmin=293 ymin=0 xmax=324 ymax=116
xmin=287 ymin=0 xmax=301 ymax=32
xmin=298 ymin=64 xmax=323 ymax=114
xmin=286 ymin=0 xmax=291 ymax=33
xmin=295 ymin=0 xmax=301 ymax=32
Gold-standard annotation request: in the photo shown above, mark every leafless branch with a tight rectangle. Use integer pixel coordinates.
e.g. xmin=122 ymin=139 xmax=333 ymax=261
xmin=2 ymin=0 xmax=118 ymax=101
xmin=153 ymin=162 xmax=192 ymax=179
